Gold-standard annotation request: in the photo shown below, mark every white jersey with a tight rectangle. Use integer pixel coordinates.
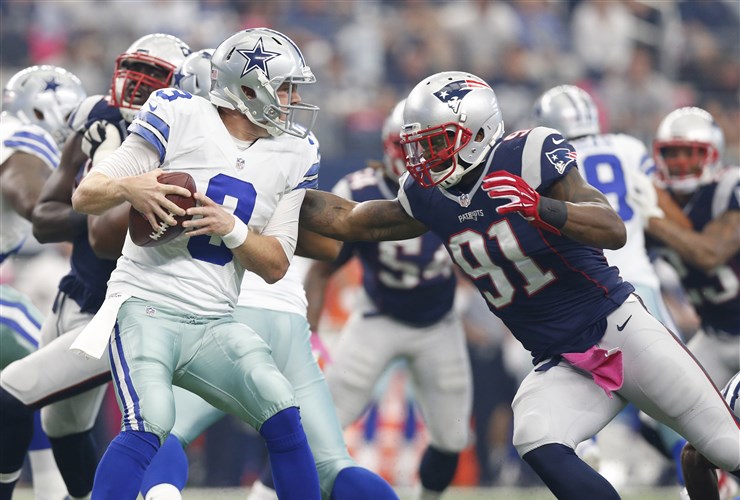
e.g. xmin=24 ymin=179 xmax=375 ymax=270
xmin=98 ymin=89 xmax=320 ymax=315
xmin=0 ymin=113 xmax=59 ymax=258
xmin=571 ymin=133 xmax=659 ymax=288
xmin=236 ymin=257 xmax=310 ymax=317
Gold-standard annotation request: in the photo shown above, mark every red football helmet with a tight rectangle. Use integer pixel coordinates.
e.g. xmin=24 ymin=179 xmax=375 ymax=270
xmin=110 ymin=33 xmax=191 ymax=122
xmin=653 ymin=107 xmax=724 ymax=195
xmin=381 ymin=99 xmax=407 ymax=183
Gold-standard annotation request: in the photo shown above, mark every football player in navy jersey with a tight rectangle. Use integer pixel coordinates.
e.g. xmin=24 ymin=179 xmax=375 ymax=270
xmin=0 ymin=33 xmax=191 ymax=500
xmin=681 ymin=371 xmax=740 ymax=500
xmin=645 ymin=107 xmax=740 ymax=499
xmin=533 ymin=85 xmax=692 ymax=483
xmin=0 ymin=64 xmax=86 ymax=500
xmin=647 ymin=107 xmax=739 ymax=386
xmin=303 ymin=99 xmax=472 ymax=500
xmin=298 ymin=71 xmax=740 ymax=500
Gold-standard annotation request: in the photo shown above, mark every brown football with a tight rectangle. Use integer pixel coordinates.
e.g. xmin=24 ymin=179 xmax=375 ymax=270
xmin=128 ymin=171 xmax=197 ymax=247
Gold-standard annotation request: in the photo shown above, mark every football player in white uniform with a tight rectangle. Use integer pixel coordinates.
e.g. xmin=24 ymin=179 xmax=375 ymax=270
xmin=0 ymin=65 xmax=86 ymax=500
xmin=533 ymin=84 xmax=689 ymax=477
xmin=72 ymin=28 xmax=326 ymax=500
xmin=298 ymin=70 xmax=740 ymax=499
xmin=304 ymin=100 xmax=473 ymax=500
xmin=0 ymin=34 xmax=191 ymax=500
xmin=138 ymin=48 xmax=398 ymax=500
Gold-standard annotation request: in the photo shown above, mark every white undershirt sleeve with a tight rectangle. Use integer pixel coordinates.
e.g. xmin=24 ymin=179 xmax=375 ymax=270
xmin=92 ymin=134 xmax=160 ymax=178
xmin=259 ymin=189 xmax=305 ymax=262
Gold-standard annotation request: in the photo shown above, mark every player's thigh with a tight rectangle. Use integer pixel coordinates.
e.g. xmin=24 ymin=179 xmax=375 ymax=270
xmin=603 ymin=301 xmax=740 ymax=470
xmin=110 ymin=301 xmax=185 ymax=440
xmin=324 ymin=313 xmax=400 ymax=425
xmin=0 ymin=321 xmax=110 ymax=407
xmin=511 ymin=363 xmax=626 ymax=456
xmin=408 ymin=315 xmax=473 ymax=451
xmin=170 ymin=386 xmax=225 ymax=447
xmin=0 ymin=285 xmax=42 ymax=368
xmin=688 ymin=329 xmax=740 ymax=386
xmin=632 ymin=283 xmax=680 ymax=337
xmin=179 ymin=318 xmax=296 ymax=431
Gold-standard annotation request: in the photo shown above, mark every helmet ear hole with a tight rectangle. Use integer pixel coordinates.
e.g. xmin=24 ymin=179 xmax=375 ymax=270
xmin=474 ymin=128 xmax=485 ymax=142
xmin=241 ymin=86 xmax=257 ymax=100
xmin=33 ymin=109 xmax=44 ymax=120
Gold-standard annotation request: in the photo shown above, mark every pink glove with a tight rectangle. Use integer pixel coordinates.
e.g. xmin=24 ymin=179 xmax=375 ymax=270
xmin=482 ymin=171 xmax=562 ymax=235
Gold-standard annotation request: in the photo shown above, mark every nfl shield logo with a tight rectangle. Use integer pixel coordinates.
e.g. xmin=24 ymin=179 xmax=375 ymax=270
xmin=236 ymin=158 xmax=245 ymax=170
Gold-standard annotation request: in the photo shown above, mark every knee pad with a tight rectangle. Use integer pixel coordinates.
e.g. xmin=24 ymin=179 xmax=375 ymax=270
xmin=245 ymin=363 xmax=295 ymax=425
xmin=512 ymin=407 xmax=558 ymax=457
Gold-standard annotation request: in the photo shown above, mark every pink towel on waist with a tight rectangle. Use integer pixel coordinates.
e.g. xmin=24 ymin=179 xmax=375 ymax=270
xmin=562 ymin=346 xmax=624 ymax=398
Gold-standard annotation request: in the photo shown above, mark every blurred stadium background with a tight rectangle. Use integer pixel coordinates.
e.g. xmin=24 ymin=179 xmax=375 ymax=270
xmin=2 ymin=0 xmax=738 ymax=497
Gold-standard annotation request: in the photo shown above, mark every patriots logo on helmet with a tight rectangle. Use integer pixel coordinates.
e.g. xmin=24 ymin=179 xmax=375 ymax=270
xmin=237 ymin=38 xmax=280 ymax=78
xmin=433 ymin=79 xmax=490 ymax=114
xmin=545 ymin=148 xmax=577 ymax=174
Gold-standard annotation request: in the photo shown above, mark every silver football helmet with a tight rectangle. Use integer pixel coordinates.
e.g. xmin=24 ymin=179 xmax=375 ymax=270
xmin=381 ymin=99 xmax=406 ymax=183
xmin=532 ymin=85 xmax=600 ymax=140
xmin=175 ymin=48 xmax=214 ymax=98
xmin=401 ymin=71 xmax=504 ymax=188
xmin=2 ymin=65 xmax=87 ymax=146
xmin=653 ymin=107 xmax=724 ymax=194
xmin=110 ymin=33 xmax=191 ymax=122
xmin=209 ymin=28 xmax=319 ymax=138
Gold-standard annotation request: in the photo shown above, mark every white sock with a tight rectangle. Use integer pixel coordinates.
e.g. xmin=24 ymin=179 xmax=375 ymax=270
xmin=145 ymin=483 xmax=182 ymax=500
xmin=28 ymin=449 xmax=68 ymax=500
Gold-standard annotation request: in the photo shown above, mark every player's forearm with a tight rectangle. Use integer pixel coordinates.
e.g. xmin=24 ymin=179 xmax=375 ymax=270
xmin=88 ymin=204 xmax=129 ymax=259
xmin=300 ymin=190 xmax=427 ymax=242
xmin=304 ymin=261 xmax=335 ymax=331
xmin=32 ymin=200 xmax=88 ymax=243
xmin=232 ymin=232 xmax=290 ymax=284
xmin=560 ymin=201 xmax=627 ymax=250
xmin=647 ymin=215 xmax=735 ymax=272
xmin=72 ymin=172 xmax=128 ymax=215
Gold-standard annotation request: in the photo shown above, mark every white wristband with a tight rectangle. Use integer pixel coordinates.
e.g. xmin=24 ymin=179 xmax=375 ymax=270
xmin=222 ymin=217 xmax=249 ymax=249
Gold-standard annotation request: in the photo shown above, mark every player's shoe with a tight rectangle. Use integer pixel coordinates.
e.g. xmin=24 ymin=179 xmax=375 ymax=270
xmin=246 ymin=480 xmax=279 ymax=500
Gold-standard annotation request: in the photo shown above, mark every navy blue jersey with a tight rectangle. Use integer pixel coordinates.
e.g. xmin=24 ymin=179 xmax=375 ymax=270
xmin=58 ymin=95 xmax=124 ymax=313
xmin=399 ymin=127 xmax=634 ymax=363
xmin=659 ymin=167 xmax=740 ymax=336
xmin=333 ymin=167 xmax=456 ymax=327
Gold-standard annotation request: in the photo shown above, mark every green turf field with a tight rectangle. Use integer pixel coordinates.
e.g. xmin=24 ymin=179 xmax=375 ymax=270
xmin=13 ymin=486 xmax=681 ymax=499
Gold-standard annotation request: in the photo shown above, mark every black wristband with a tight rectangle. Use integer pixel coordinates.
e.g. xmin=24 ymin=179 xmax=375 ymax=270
xmin=538 ymin=197 xmax=568 ymax=229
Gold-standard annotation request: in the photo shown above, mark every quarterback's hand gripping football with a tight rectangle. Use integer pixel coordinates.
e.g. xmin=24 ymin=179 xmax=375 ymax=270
xmin=482 ymin=171 xmax=562 ymax=235
xmin=81 ymin=120 xmax=122 ymax=168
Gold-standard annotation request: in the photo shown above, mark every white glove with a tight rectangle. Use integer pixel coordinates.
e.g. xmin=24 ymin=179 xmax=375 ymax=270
xmin=629 ymin=170 xmax=664 ymax=227
xmin=81 ymin=121 xmax=122 ymax=167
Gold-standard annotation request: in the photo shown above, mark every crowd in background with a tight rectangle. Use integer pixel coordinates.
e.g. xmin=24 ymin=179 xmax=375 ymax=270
xmin=1 ymin=0 xmax=738 ymax=490
xmin=1 ymin=0 xmax=738 ymax=188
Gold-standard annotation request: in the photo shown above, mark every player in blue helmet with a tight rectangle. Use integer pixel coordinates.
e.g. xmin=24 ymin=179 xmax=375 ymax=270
xmin=0 ymin=34 xmax=191 ymax=500
xmin=298 ymin=71 xmax=740 ymax=500
xmin=0 ymin=64 xmax=86 ymax=500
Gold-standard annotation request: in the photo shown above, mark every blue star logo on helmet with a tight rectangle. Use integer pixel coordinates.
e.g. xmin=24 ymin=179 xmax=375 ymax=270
xmin=433 ymin=79 xmax=490 ymax=114
xmin=236 ymin=38 xmax=280 ymax=78
xmin=43 ymin=78 xmax=60 ymax=92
